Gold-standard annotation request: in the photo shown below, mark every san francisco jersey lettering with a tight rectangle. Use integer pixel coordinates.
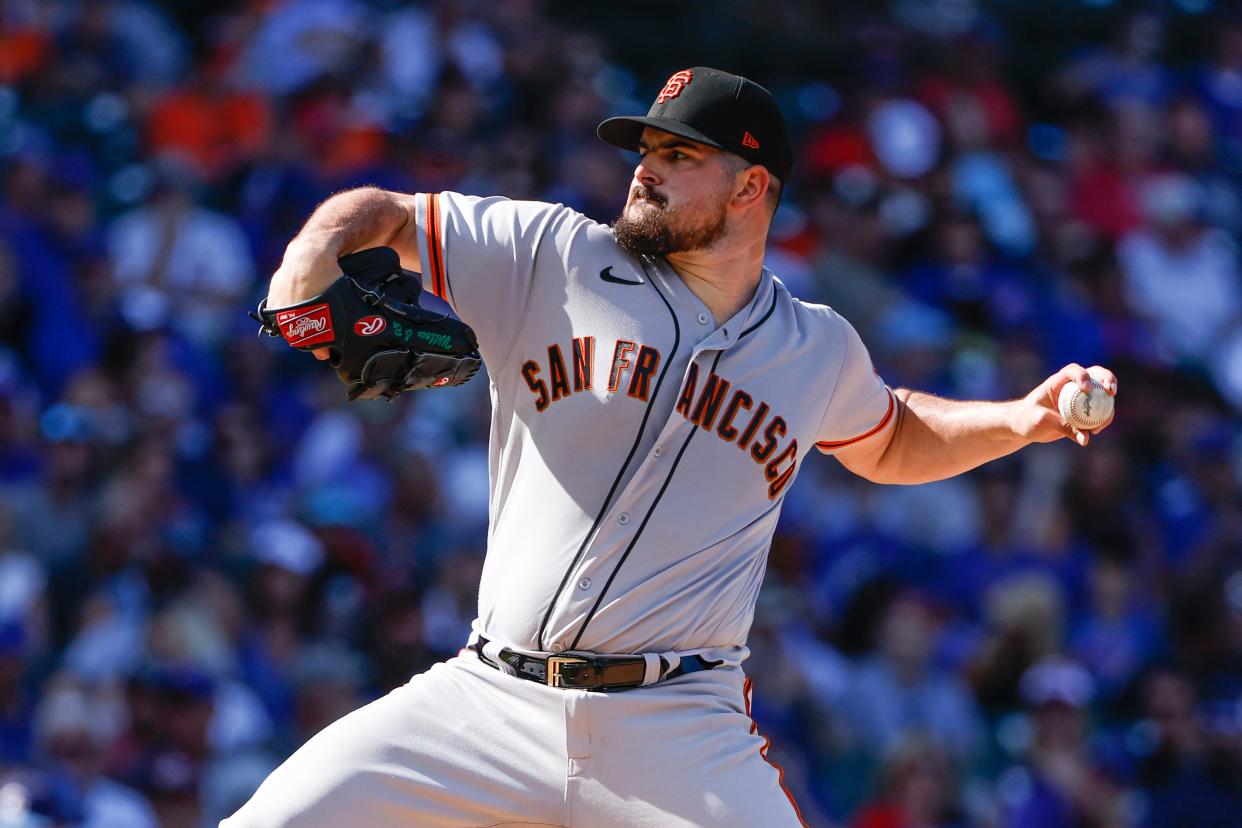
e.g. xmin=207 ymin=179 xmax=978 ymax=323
xmin=413 ymin=191 xmax=894 ymax=660
xmin=521 ymin=337 xmax=800 ymax=498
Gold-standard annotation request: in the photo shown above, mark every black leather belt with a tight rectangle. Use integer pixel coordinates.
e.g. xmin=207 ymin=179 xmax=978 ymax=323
xmin=472 ymin=637 xmax=720 ymax=691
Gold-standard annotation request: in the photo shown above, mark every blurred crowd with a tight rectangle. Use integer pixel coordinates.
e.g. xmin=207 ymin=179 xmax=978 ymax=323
xmin=0 ymin=0 xmax=1240 ymax=826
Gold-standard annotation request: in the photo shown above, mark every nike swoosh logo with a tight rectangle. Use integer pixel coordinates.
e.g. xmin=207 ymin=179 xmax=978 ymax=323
xmin=600 ymin=266 xmax=642 ymax=286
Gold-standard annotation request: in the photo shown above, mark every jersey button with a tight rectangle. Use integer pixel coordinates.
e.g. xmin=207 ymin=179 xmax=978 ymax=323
xmin=551 ymin=643 xmax=565 ymax=653
xmin=618 ymin=512 xmax=630 ymax=525
xmin=578 ymin=577 xmax=591 ymax=590
xmin=653 ymin=446 xmax=663 ymax=457
xmin=697 ymin=312 xmax=710 ymax=325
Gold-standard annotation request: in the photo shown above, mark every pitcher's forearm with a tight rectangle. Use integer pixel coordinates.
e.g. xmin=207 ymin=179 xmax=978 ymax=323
xmin=840 ymin=364 xmax=1117 ymax=484
xmin=268 ymin=188 xmax=418 ymax=307
xmin=868 ymin=390 xmax=1028 ymax=484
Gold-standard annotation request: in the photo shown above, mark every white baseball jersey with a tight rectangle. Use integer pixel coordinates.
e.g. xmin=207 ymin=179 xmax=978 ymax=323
xmin=413 ymin=191 xmax=894 ymax=662
xmin=226 ymin=191 xmax=888 ymax=828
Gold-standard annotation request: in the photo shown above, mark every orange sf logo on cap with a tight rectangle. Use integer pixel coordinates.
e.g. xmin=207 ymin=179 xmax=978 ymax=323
xmin=656 ymin=70 xmax=693 ymax=104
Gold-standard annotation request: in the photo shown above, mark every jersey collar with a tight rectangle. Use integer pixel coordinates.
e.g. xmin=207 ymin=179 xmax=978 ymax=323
xmin=646 ymin=257 xmax=777 ymax=350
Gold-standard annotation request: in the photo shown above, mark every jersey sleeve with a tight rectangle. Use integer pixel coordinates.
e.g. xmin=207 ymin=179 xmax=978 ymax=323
xmin=814 ymin=316 xmax=896 ymax=454
xmin=413 ymin=191 xmax=568 ymax=366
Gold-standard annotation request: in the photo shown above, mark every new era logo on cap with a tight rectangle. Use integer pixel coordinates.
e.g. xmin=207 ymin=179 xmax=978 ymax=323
xmin=742 ymin=132 xmax=760 ymax=149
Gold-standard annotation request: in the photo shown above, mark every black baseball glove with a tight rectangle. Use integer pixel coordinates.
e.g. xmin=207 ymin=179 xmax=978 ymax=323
xmin=253 ymin=247 xmax=481 ymax=401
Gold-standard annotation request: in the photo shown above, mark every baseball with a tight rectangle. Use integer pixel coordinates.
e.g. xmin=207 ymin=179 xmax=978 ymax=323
xmin=1058 ymin=370 xmax=1114 ymax=431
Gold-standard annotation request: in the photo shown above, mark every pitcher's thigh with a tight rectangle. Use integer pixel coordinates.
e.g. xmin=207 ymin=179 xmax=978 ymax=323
xmin=222 ymin=657 xmax=566 ymax=828
xmin=574 ymin=674 xmax=807 ymax=828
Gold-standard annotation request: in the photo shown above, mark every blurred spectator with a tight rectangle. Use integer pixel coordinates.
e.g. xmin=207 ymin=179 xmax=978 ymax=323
xmin=238 ymin=520 xmax=324 ymax=735
xmin=852 ymin=739 xmax=965 ymax=828
xmin=0 ymin=157 xmax=101 ymax=396
xmin=419 ymin=547 xmax=485 ymax=657
xmin=0 ymin=619 xmax=36 ymax=765
xmin=106 ymin=157 xmax=254 ymax=346
xmin=32 ymin=676 xmax=157 ymax=828
xmin=145 ymin=70 xmax=274 ymax=181
xmin=1118 ymin=173 xmax=1242 ymax=365
xmin=289 ymin=642 xmax=367 ymax=746
xmin=1069 ymin=556 xmax=1163 ymax=705
xmin=5 ymin=403 xmax=99 ymax=572
xmin=1192 ymin=19 xmax=1242 ymax=149
xmin=1000 ymin=658 xmax=1132 ymax=828
xmin=971 ymin=574 xmax=1066 ymax=713
xmin=1058 ymin=12 xmax=1171 ymax=109
xmin=837 ymin=592 xmax=983 ymax=764
xmin=868 ymin=98 xmax=942 ymax=180
xmin=1132 ymin=668 xmax=1242 ymax=828
xmin=239 ymin=0 xmax=368 ymax=96
xmin=1065 ymin=108 xmax=1144 ymax=242
xmin=113 ymin=663 xmax=215 ymax=828
xmin=1164 ymin=97 xmax=1241 ymax=234
xmin=361 ymin=587 xmax=436 ymax=694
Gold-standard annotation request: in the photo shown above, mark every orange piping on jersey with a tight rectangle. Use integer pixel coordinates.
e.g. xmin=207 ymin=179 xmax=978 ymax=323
xmin=424 ymin=192 xmax=446 ymax=299
xmin=422 ymin=192 xmax=434 ymax=296
xmin=815 ymin=387 xmax=896 ymax=450
xmin=432 ymin=192 xmax=446 ymax=299
xmin=743 ymin=677 xmax=809 ymax=828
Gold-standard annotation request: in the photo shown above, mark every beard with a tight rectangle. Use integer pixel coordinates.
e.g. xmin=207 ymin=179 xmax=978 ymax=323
xmin=611 ymin=186 xmax=729 ymax=256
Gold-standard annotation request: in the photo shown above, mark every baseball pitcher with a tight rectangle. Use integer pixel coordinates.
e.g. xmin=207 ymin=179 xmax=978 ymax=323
xmin=225 ymin=67 xmax=1116 ymax=828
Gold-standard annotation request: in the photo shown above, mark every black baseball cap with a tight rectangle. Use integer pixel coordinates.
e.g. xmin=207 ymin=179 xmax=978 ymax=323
xmin=598 ymin=67 xmax=793 ymax=183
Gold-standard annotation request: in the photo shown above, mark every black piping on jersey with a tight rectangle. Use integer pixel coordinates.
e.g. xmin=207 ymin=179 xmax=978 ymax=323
xmin=535 ymin=257 xmax=680 ymax=651
xmin=740 ymin=286 xmax=778 ymax=339
xmin=566 ymin=280 xmax=779 ymax=650
xmin=567 ymin=350 xmax=725 ymax=650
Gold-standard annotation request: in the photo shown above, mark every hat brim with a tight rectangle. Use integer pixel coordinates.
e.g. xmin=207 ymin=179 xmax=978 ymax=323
xmin=597 ymin=116 xmax=724 ymax=153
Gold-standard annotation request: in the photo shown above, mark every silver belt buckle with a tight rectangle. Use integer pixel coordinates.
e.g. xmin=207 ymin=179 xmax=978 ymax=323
xmin=546 ymin=654 xmax=592 ymax=688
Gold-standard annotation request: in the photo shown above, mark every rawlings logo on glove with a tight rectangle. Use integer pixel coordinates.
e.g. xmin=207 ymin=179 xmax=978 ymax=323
xmin=355 ymin=316 xmax=386 ymax=336
xmin=277 ymin=304 xmax=335 ymax=346
xmin=252 ymin=247 xmax=482 ymax=401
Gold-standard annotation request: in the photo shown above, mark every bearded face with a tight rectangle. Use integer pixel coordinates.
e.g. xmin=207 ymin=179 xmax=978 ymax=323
xmin=611 ymin=183 xmax=730 ymax=257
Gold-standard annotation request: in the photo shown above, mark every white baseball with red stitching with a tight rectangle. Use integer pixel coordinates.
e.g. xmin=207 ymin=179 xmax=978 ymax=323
xmin=1058 ymin=370 xmax=1114 ymax=430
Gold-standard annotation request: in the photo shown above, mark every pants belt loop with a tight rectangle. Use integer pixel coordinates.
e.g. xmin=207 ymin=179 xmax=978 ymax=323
xmin=641 ymin=653 xmax=661 ymax=686
xmin=481 ymin=639 xmax=514 ymax=676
